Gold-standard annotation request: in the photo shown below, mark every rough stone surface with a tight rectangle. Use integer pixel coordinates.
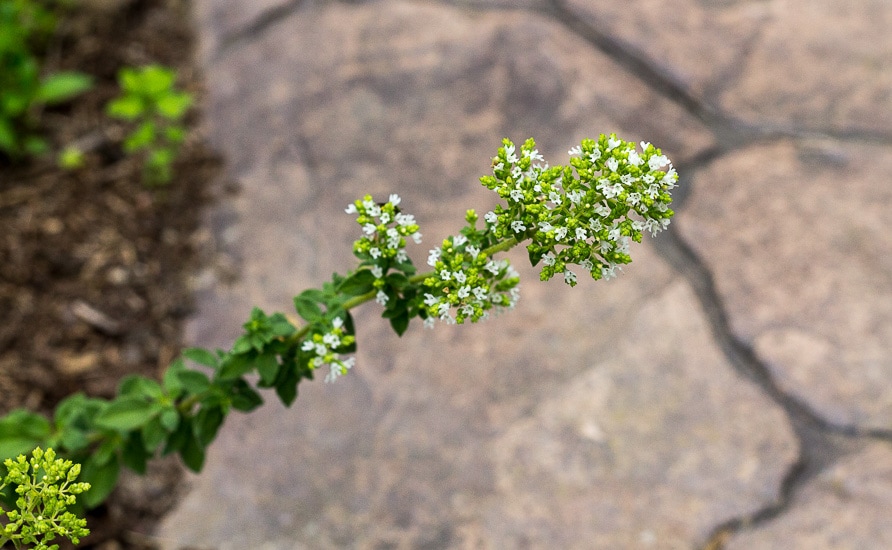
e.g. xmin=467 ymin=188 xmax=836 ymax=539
xmin=155 ymin=0 xmax=892 ymax=547
xmin=565 ymin=0 xmax=892 ymax=133
xmin=726 ymin=442 xmax=892 ymax=549
xmin=678 ymin=141 xmax=892 ymax=431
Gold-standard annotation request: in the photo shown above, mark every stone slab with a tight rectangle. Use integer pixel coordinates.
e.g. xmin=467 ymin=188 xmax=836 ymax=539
xmin=678 ymin=141 xmax=892 ymax=431
xmin=566 ymin=0 xmax=892 ymax=134
xmin=726 ymin=441 xmax=892 ymax=549
xmin=153 ymin=1 xmax=803 ymax=548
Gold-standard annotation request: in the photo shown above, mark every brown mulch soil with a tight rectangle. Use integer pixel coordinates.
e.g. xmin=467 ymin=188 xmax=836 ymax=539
xmin=0 ymin=0 xmax=227 ymax=547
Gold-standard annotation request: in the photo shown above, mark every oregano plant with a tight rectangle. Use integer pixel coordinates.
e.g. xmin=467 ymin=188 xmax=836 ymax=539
xmin=0 ymin=134 xmax=677 ymax=515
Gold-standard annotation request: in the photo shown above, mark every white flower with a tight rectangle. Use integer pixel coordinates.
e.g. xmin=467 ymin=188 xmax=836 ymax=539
xmin=440 ymin=269 xmax=452 ymax=281
xmin=322 ymin=333 xmax=340 ymax=347
xmin=453 ymin=234 xmax=468 ymax=247
xmin=566 ymin=190 xmax=584 ymax=205
xmin=628 ymin=150 xmax=642 ymax=166
xmin=332 ymin=317 xmax=344 ymax=329
xmin=627 ymin=192 xmax=641 ymax=206
xmin=542 ymin=252 xmax=556 ymax=266
xmin=345 ymin=203 xmax=358 ymax=214
xmin=369 ymin=247 xmax=381 ymax=259
xmin=593 ymin=203 xmax=611 ymax=218
xmin=424 ymin=293 xmax=439 ymax=306
xmin=648 ymin=154 xmax=669 ymax=170
xmin=466 ymin=245 xmax=480 ymax=259
xmin=389 ymin=193 xmax=401 ymax=206
xmin=510 ymin=189 xmax=524 ymax=202
xmin=511 ymin=165 xmax=522 ymax=180
xmin=411 ymin=232 xmax=422 ymax=244
xmin=379 ymin=212 xmax=391 ymax=224
xmin=524 ymin=148 xmax=544 ymax=162
xmin=555 ymin=226 xmax=568 ymax=240
xmin=548 ymin=191 xmax=562 ymax=205
xmin=363 ymin=223 xmax=377 ymax=235
xmin=485 ymin=211 xmax=498 ymax=225
xmin=538 ymin=221 xmax=554 ymax=232
xmin=504 ymin=144 xmax=518 ymax=164
xmin=395 ymin=213 xmax=416 ymax=227
xmin=575 ymin=227 xmax=588 ymax=241
xmin=511 ymin=220 xmax=527 ymax=233
xmin=588 ymin=218 xmax=602 ymax=232
xmin=639 ymin=141 xmax=651 ymax=150
xmin=588 ymin=149 xmax=602 ymax=162
xmin=427 ymin=247 xmax=441 ymax=266
xmin=563 ymin=269 xmax=577 ymax=285
xmin=606 ymin=158 xmax=619 ymax=172
xmin=371 ymin=265 xmax=383 ymax=279
xmin=568 ymin=145 xmax=582 ymax=156
xmin=424 ymin=317 xmax=436 ymax=329
xmin=457 ymin=286 xmax=471 ymax=299
xmin=454 ymin=271 xmax=467 ymax=284
xmin=607 ymin=137 xmax=622 ymax=151
xmin=620 ymin=173 xmax=637 ymax=186
xmin=376 ymin=290 xmax=389 ymax=305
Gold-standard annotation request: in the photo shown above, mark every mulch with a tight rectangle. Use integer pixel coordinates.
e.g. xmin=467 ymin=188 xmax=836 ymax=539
xmin=0 ymin=0 xmax=227 ymax=547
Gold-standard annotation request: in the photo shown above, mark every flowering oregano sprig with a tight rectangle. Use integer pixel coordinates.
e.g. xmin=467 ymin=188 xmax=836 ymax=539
xmin=0 ymin=135 xmax=676 ymax=515
xmin=480 ymin=135 xmax=677 ymax=286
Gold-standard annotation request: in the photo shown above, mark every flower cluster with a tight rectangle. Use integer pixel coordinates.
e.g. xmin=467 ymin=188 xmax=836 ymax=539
xmin=300 ymin=317 xmax=356 ymax=382
xmin=1 ymin=447 xmax=91 ymax=549
xmin=347 ymin=194 xmax=421 ymax=265
xmin=420 ymin=211 xmax=521 ymax=327
xmin=479 ymin=135 xmax=676 ymax=285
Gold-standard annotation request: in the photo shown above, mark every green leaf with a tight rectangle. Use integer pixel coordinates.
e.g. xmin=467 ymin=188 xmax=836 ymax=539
xmin=180 ymin=432 xmax=205 ymax=472
xmin=256 ymin=352 xmax=280 ymax=385
xmin=182 ymin=347 xmax=219 ymax=368
xmin=385 ymin=272 xmax=410 ymax=290
xmin=123 ymin=120 xmax=156 ymax=152
xmin=0 ymin=119 xmax=18 ymax=154
xmin=389 ymin=312 xmax=410 ymax=336
xmin=225 ymin=379 xmax=263 ymax=412
xmin=81 ymin=454 xmax=120 ymax=508
xmin=121 ymin=432 xmax=148 ymax=474
xmin=105 ymin=95 xmax=144 ymax=121
xmin=141 ymin=417 xmax=168 ymax=452
xmin=94 ymin=397 xmax=160 ymax=432
xmin=119 ymin=375 xmax=164 ymax=400
xmin=164 ymin=125 xmax=186 ymax=144
xmin=273 ymin=360 xmax=300 ymax=407
xmin=194 ymin=406 xmax=225 ymax=447
xmin=176 ymin=369 xmax=212 ymax=394
xmin=338 ymin=269 xmax=376 ymax=296
xmin=217 ymin=352 xmax=255 ymax=380
xmin=162 ymin=358 xmax=193 ymax=399
xmin=36 ymin=71 xmax=93 ymax=104
xmin=160 ymin=407 xmax=180 ymax=432
xmin=294 ymin=291 xmax=324 ymax=322
xmin=156 ymin=92 xmax=192 ymax=119
xmin=140 ymin=65 xmax=176 ymax=96
xmin=0 ymin=410 xmax=50 ymax=460
xmin=162 ymin=417 xmax=192 ymax=456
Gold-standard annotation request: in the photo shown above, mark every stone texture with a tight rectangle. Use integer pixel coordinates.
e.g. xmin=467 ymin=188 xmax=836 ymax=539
xmin=678 ymin=141 xmax=892 ymax=431
xmin=566 ymin=0 xmax=892 ymax=133
xmin=726 ymin=442 xmax=892 ymax=549
xmin=155 ymin=0 xmax=892 ymax=547
xmin=565 ymin=0 xmax=772 ymax=99
xmin=484 ymin=281 xmax=797 ymax=548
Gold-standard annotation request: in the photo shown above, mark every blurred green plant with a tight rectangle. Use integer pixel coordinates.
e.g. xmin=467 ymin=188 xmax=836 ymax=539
xmin=106 ymin=64 xmax=193 ymax=185
xmin=0 ymin=0 xmax=93 ymax=159
xmin=0 ymin=447 xmax=90 ymax=550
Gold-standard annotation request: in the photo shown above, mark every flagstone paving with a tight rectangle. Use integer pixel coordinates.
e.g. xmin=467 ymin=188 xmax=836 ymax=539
xmin=157 ymin=1 xmax=892 ymax=548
